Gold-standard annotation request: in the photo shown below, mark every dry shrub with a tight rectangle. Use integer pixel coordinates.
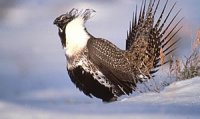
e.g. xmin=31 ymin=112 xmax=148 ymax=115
xmin=170 ymin=29 xmax=200 ymax=80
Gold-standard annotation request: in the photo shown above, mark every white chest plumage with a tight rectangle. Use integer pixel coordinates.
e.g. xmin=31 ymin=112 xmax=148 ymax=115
xmin=64 ymin=17 xmax=90 ymax=58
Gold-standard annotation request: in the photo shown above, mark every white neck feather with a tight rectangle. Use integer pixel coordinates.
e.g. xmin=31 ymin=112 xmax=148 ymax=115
xmin=64 ymin=17 xmax=90 ymax=58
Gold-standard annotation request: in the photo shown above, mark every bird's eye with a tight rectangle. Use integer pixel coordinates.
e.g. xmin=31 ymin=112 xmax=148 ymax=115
xmin=60 ymin=15 xmax=65 ymax=21
xmin=57 ymin=15 xmax=70 ymax=23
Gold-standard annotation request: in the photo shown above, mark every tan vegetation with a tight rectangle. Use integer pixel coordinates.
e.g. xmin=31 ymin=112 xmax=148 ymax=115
xmin=170 ymin=29 xmax=200 ymax=80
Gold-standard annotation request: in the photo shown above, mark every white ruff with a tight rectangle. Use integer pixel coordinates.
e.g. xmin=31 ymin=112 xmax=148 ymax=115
xmin=64 ymin=17 xmax=90 ymax=57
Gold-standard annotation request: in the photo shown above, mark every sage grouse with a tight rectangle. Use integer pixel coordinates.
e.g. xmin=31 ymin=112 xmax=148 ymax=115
xmin=53 ymin=0 xmax=182 ymax=102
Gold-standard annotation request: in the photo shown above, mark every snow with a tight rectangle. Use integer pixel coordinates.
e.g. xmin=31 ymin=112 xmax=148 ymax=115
xmin=0 ymin=77 xmax=200 ymax=119
xmin=126 ymin=77 xmax=200 ymax=105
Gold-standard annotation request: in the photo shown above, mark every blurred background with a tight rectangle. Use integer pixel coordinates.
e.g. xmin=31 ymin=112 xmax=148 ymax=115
xmin=0 ymin=0 xmax=200 ymax=118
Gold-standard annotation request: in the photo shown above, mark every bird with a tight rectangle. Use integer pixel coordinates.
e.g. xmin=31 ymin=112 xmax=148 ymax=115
xmin=53 ymin=0 xmax=182 ymax=102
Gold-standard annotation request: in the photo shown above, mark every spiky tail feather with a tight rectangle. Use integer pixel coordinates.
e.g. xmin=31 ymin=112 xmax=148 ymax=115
xmin=126 ymin=0 xmax=183 ymax=79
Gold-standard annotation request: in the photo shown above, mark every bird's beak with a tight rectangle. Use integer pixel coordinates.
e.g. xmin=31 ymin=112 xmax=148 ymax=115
xmin=53 ymin=19 xmax=58 ymax=25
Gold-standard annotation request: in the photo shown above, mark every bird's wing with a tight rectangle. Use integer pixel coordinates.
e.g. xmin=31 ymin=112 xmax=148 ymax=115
xmin=87 ymin=38 xmax=137 ymax=94
xmin=126 ymin=0 xmax=182 ymax=78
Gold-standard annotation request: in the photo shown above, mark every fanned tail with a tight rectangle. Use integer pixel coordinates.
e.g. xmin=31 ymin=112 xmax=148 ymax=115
xmin=126 ymin=0 xmax=182 ymax=79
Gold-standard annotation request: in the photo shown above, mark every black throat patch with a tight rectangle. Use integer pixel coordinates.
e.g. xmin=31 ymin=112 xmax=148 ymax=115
xmin=58 ymin=28 xmax=66 ymax=48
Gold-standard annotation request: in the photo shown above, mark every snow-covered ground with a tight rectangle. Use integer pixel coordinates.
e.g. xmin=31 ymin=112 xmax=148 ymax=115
xmin=1 ymin=77 xmax=200 ymax=119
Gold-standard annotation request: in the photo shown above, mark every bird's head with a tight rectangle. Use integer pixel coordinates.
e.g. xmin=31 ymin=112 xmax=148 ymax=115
xmin=54 ymin=8 xmax=95 ymax=32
